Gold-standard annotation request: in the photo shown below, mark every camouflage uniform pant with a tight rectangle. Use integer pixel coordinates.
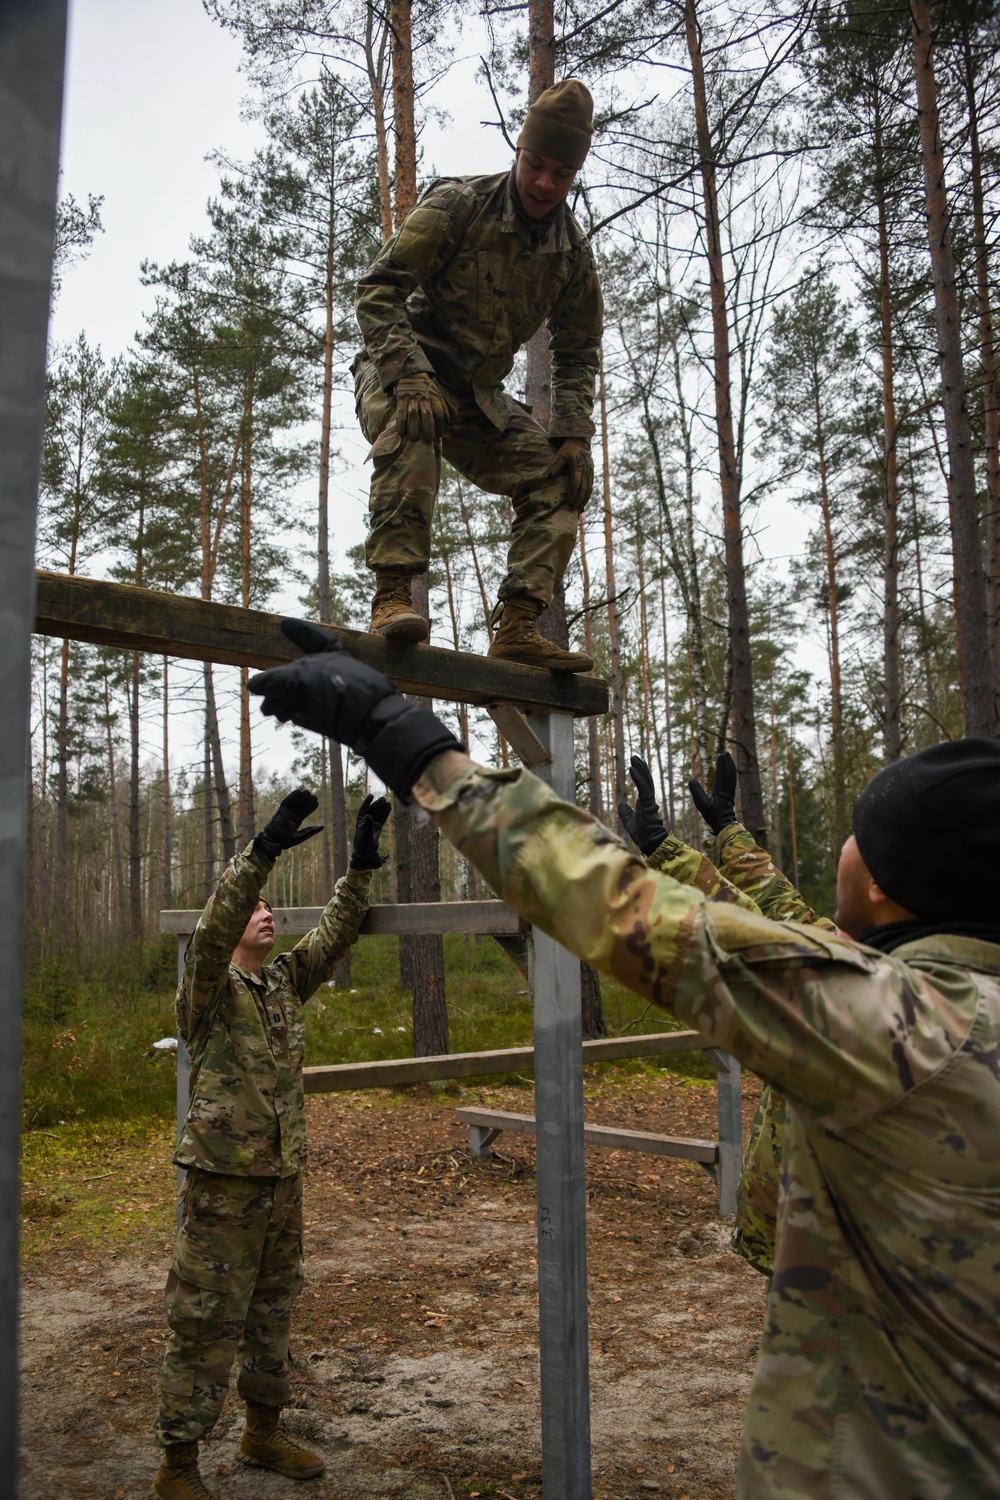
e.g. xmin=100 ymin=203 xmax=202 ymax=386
xmin=730 ymin=1082 xmax=786 ymax=1279
xmin=155 ymin=1169 xmax=304 ymax=1447
xmin=354 ymin=354 xmax=580 ymax=607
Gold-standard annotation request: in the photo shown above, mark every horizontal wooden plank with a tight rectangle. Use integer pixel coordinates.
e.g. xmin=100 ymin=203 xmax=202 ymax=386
xmin=35 ymin=571 xmax=608 ymax=716
xmin=302 ymin=1029 xmax=708 ymax=1093
xmin=455 ymin=1107 xmax=718 ymax=1164
xmin=159 ymin=900 xmax=521 ymax=937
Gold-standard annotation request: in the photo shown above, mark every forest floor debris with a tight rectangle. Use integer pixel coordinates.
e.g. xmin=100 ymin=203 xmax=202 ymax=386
xmin=20 ymin=1071 xmax=765 ymax=1499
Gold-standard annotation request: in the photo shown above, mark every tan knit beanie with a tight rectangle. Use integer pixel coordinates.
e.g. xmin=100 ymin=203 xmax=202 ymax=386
xmin=516 ymin=78 xmax=593 ymax=170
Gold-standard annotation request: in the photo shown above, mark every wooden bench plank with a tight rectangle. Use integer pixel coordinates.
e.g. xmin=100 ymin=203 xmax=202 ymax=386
xmin=302 ymin=1029 xmax=708 ymax=1093
xmin=456 ymin=1107 xmax=718 ymax=1164
xmin=35 ymin=571 xmax=608 ymax=716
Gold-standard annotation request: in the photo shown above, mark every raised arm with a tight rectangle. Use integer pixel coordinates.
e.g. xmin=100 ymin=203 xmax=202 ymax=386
xmin=618 ymin=755 xmax=758 ymax=911
xmin=274 ymin=795 xmax=390 ymax=1001
xmin=689 ymin=752 xmax=835 ymax=930
xmin=177 ymin=841 xmax=274 ymax=1043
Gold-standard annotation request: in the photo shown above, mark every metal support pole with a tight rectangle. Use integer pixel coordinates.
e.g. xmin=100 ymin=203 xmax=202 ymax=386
xmin=0 ymin=4 xmax=67 ymax=1491
xmin=176 ymin=939 xmax=190 ymax=1215
xmin=530 ymin=711 xmax=591 ymax=1499
xmin=706 ymin=1049 xmax=742 ymax=1217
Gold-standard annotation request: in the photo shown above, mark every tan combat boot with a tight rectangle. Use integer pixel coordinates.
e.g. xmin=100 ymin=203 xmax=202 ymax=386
xmin=239 ymin=1400 xmax=325 ymax=1480
xmin=370 ymin=573 xmax=429 ymax=642
xmin=150 ymin=1442 xmax=216 ymax=1500
xmin=488 ymin=598 xmax=594 ymax=673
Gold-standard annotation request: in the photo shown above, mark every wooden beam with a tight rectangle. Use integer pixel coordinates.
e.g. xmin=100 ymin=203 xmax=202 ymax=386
xmin=488 ymin=704 xmax=553 ymax=766
xmin=159 ymin=899 xmax=522 ymax=937
xmin=455 ymin=1107 xmax=718 ymax=1164
xmin=35 ymin=571 xmax=608 ymax=717
xmin=302 ymin=1029 xmax=707 ymax=1093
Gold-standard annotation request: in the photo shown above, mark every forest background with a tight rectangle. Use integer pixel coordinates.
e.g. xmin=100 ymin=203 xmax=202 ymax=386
xmin=29 ymin=0 xmax=1000 ymax=1111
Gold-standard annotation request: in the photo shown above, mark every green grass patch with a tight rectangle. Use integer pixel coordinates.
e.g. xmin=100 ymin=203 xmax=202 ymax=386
xmin=21 ymin=931 xmax=710 ymax=1143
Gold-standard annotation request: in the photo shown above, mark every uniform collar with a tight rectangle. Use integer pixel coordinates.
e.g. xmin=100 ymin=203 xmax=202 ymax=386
xmin=231 ymin=961 xmax=270 ymax=989
xmin=503 ymin=167 xmax=566 ymax=250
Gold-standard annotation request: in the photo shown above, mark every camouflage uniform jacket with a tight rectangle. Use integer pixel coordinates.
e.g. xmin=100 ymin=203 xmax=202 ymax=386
xmin=174 ymin=841 xmax=371 ymax=1178
xmin=355 ymin=171 xmax=603 ymax=438
xmin=715 ymin=824 xmax=840 ymax=1278
xmin=414 ymin=760 xmax=1000 ymax=1498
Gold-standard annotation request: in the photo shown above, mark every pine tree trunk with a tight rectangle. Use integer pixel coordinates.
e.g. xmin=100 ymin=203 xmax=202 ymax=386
xmin=366 ymin=1 xmax=393 ymax=241
xmin=55 ymin=637 xmax=70 ymax=920
xmin=389 ymin=8 xmax=447 ymax=1051
xmin=203 ymin=726 xmax=215 ymax=903
xmin=600 ymin=358 xmax=627 ymax=807
xmin=161 ymin=656 xmax=173 ymax=909
xmin=814 ymin=407 xmax=846 ymax=854
xmin=873 ymin=85 xmax=902 ymax=761
xmin=330 ymin=739 xmax=351 ymax=988
xmin=577 ymin=515 xmax=603 ymax=821
xmin=390 ymin=0 xmax=417 ymax=228
xmin=910 ymin=0 xmax=995 ymax=737
xmin=238 ymin=385 xmax=256 ymax=844
xmin=961 ymin=26 xmax=1000 ymax=703
xmin=204 ymin=663 xmax=236 ymax=860
xmin=684 ymin=0 xmax=766 ymax=834
xmin=129 ymin=650 xmax=143 ymax=942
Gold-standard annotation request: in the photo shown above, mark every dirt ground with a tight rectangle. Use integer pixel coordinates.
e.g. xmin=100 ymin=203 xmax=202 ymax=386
xmin=20 ymin=1072 xmax=766 ymax=1500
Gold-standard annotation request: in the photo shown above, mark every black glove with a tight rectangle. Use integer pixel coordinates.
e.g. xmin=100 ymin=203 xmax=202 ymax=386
xmin=689 ymin=751 xmax=738 ymax=837
xmin=255 ymin=787 xmax=323 ymax=859
xmin=350 ymin=793 xmax=391 ymax=870
xmin=248 ymin=619 xmax=464 ymax=802
xmin=617 ymin=755 xmax=669 ymax=856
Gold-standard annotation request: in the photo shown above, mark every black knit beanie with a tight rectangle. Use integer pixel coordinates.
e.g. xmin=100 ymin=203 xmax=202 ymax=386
xmin=852 ymin=738 xmax=1000 ymax=921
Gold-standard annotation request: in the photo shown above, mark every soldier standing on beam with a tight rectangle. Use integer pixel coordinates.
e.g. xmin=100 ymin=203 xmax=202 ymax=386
xmin=353 ymin=78 xmax=603 ymax=673
xmin=151 ymin=788 xmax=389 ymax=1500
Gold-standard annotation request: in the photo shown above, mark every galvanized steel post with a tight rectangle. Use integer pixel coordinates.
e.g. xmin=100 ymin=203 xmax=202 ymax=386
xmin=529 ymin=711 xmax=592 ymax=1499
xmin=0 ymin=2 xmax=67 ymax=1490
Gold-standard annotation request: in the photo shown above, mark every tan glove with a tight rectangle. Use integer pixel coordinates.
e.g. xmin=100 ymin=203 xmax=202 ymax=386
xmin=393 ymin=372 xmax=449 ymax=444
xmin=544 ymin=437 xmax=594 ymax=511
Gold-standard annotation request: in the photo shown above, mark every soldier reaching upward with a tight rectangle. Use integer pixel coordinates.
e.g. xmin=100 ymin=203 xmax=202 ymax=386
xmin=353 ymin=78 xmax=603 ymax=672
xmin=151 ymin=788 xmax=389 ymax=1500
xmin=251 ymin=621 xmax=1000 ymax=1499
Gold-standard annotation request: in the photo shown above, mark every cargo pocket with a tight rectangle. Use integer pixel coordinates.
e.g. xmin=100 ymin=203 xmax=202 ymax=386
xmin=173 ymin=1173 xmax=264 ymax=1295
xmin=365 ymin=421 xmax=403 ymax=464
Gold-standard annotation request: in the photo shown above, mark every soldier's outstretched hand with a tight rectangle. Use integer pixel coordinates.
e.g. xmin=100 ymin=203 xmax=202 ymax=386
xmin=617 ymin=755 xmax=669 ymax=856
xmin=255 ymin=788 xmax=324 ymax=858
xmin=350 ymin=793 xmax=392 ymax=870
xmin=544 ymin=437 xmax=594 ymax=511
xmin=249 ymin=620 xmax=463 ymax=801
xmin=689 ymin=751 xmax=739 ymax=837
xmin=394 ymin=372 xmax=449 ymax=444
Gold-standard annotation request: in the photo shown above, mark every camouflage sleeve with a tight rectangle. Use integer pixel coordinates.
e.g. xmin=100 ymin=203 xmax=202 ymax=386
xmin=355 ymin=181 xmax=472 ymax=391
xmin=546 ymin=245 xmax=602 ymax=440
xmin=731 ymin=1083 xmax=787 ymax=1278
xmin=715 ymin=823 xmax=837 ymax=931
xmin=272 ymin=868 xmax=371 ymax=1002
xmin=177 ymin=839 xmax=274 ymax=1043
xmin=412 ymin=758 xmax=971 ymax=1127
xmin=647 ymin=833 xmax=760 ymax=911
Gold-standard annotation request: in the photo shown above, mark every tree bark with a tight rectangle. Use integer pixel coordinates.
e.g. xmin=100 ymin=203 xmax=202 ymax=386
xmin=161 ymin=656 xmax=173 ymax=909
xmin=390 ymin=0 xmax=417 ymax=229
xmin=204 ymin=663 xmax=236 ymax=861
xmin=365 ymin=1 xmax=394 ymax=242
xmin=873 ymin=82 xmax=902 ymax=761
xmin=961 ymin=24 xmax=1000 ymax=705
xmin=577 ymin=515 xmax=603 ymax=821
xmin=203 ymin=724 xmax=214 ymax=903
xmin=599 ymin=357 xmax=627 ymax=807
xmin=909 ymin=0 xmax=995 ymax=737
xmin=238 ymin=382 xmax=256 ymax=844
xmin=390 ymin=26 xmax=447 ymax=1047
xmin=813 ymin=397 xmax=847 ymax=854
xmin=684 ymin=0 xmax=766 ymax=835
xmin=129 ymin=651 xmax=143 ymax=941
